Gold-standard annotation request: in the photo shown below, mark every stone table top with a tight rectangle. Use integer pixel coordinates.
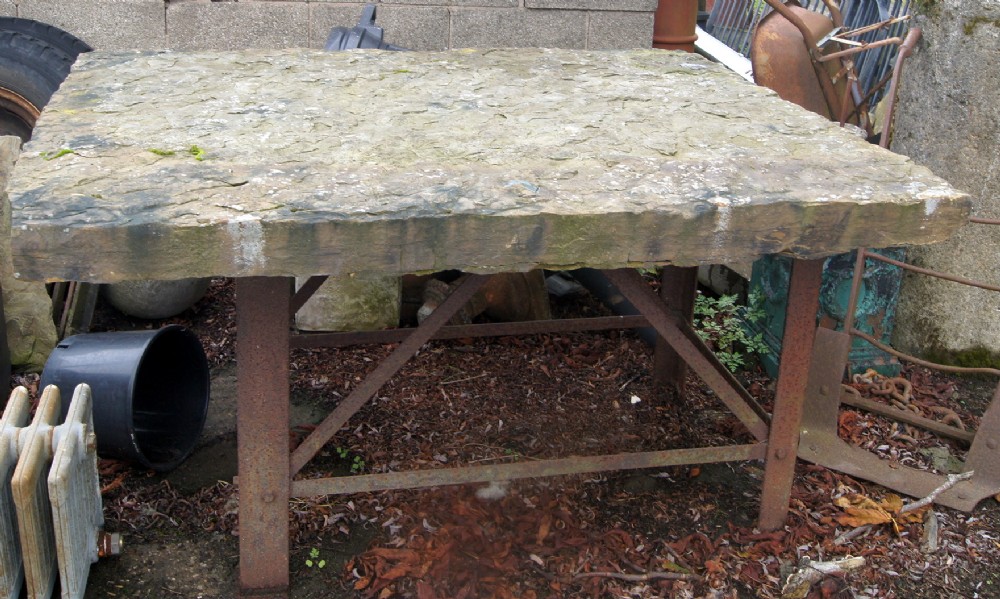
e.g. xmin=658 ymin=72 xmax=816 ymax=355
xmin=8 ymin=48 xmax=969 ymax=283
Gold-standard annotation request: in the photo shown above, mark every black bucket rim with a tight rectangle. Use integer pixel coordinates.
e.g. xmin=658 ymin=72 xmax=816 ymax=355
xmin=41 ymin=324 xmax=210 ymax=471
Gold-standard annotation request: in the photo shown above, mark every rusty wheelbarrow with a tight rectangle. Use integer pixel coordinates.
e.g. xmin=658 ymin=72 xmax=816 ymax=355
xmin=750 ymin=0 xmax=920 ymax=147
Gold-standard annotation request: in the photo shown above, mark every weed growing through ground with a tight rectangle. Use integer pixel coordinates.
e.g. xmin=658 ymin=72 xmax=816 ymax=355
xmin=693 ymin=291 xmax=768 ymax=372
xmin=304 ymin=547 xmax=325 ymax=569
xmin=336 ymin=447 xmax=366 ymax=473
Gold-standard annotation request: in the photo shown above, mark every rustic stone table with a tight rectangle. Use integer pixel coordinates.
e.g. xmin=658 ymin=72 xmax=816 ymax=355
xmin=8 ymin=48 xmax=968 ymax=598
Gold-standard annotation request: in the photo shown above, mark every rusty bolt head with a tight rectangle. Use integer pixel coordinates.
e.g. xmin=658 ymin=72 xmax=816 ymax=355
xmin=98 ymin=532 xmax=123 ymax=558
xmin=819 ymin=385 xmax=829 ymax=396
xmin=263 ymin=492 xmax=276 ymax=503
xmin=775 ymin=448 xmax=788 ymax=459
xmin=988 ymin=439 xmax=998 ymax=450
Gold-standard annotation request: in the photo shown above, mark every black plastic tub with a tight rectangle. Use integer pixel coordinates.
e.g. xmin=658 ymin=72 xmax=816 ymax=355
xmin=40 ymin=325 xmax=210 ymax=471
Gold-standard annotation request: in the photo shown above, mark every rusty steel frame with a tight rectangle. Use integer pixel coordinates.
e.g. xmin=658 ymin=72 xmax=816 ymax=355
xmin=236 ymin=262 xmax=827 ymax=597
xmin=800 ymin=223 xmax=1000 ymax=511
xmin=653 ymin=266 xmax=699 ymax=399
xmin=236 ymin=277 xmax=292 ymax=598
xmin=291 ymin=314 xmax=651 ymax=349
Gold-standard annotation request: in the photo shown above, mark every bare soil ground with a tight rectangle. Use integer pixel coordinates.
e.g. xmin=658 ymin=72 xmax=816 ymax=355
xmin=12 ymin=277 xmax=1000 ymax=599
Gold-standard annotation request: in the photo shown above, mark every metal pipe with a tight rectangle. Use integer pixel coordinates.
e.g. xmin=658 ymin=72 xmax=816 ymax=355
xmin=863 ymin=248 xmax=1000 ymax=293
xmin=849 ymin=327 xmax=1000 ymax=378
xmin=654 ymin=0 xmax=699 ymax=51
xmin=880 ymin=26 xmax=921 ymax=148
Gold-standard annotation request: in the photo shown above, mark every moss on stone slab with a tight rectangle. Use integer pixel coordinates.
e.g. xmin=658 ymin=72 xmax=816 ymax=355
xmin=924 ymin=345 xmax=1000 ymax=373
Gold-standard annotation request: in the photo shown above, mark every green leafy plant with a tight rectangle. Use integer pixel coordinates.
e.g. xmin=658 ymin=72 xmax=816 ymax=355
xmin=335 ymin=447 xmax=366 ymax=474
xmin=304 ymin=547 xmax=326 ymax=569
xmin=693 ymin=291 xmax=768 ymax=373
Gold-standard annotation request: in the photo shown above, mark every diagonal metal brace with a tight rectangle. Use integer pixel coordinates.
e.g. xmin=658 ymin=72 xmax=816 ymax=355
xmin=602 ymin=268 xmax=770 ymax=441
xmin=290 ymin=274 xmax=489 ymax=476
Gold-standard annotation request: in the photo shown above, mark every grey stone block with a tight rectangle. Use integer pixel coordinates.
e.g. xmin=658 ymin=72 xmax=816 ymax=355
xmin=17 ymin=0 xmax=166 ymax=50
xmin=0 ymin=136 xmax=57 ymax=370
xmin=891 ymin=0 xmax=1000 ymax=358
xmin=167 ymin=2 xmax=309 ymax=50
xmin=10 ymin=49 xmax=968 ymax=283
xmin=588 ymin=11 xmax=653 ymax=49
xmin=527 ymin=0 xmax=656 ymax=10
xmin=452 ymin=8 xmax=588 ymax=48
xmin=0 ymin=2 xmax=15 ymax=17
xmin=310 ymin=4 xmax=450 ymax=51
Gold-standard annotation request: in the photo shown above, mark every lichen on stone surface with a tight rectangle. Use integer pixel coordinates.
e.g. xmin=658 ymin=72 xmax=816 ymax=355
xmin=7 ymin=48 xmax=970 ymax=283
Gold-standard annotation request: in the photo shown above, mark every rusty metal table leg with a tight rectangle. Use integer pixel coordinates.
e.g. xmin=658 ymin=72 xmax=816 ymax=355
xmin=759 ymin=258 xmax=824 ymax=530
xmin=236 ymin=277 xmax=292 ymax=598
xmin=653 ymin=266 xmax=698 ymax=400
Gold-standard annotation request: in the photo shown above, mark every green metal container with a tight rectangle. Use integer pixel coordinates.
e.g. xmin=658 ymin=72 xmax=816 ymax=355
xmin=748 ymin=248 xmax=905 ymax=377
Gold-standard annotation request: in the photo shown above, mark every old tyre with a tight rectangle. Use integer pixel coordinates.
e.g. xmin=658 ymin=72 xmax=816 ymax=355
xmin=0 ymin=18 xmax=90 ymax=141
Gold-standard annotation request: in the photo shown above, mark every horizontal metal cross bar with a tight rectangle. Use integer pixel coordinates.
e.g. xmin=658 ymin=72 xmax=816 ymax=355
xmin=292 ymin=443 xmax=766 ymax=497
xmin=290 ymin=315 xmax=651 ymax=348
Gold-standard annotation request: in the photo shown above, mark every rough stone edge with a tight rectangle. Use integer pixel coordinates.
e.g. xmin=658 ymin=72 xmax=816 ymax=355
xmin=1 ymin=136 xmax=57 ymax=370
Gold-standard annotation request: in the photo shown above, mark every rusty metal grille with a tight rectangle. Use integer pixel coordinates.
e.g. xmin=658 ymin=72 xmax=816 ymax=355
xmin=797 ymin=218 xmax=1000 ymax=512
xmin=844 ymin=219 xmax=1000 ymax=380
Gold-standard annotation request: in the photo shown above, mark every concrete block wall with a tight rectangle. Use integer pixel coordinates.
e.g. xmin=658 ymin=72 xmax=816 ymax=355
xmin=6 ymin=0 xmax=656 ymax=52
xmin=890 ymin=0 xmax=1000 ymax=363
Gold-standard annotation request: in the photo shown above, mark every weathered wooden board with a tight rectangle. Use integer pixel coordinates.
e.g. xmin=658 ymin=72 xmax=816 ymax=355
xmin=8 ymin=48 xmax=968 ymax=283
